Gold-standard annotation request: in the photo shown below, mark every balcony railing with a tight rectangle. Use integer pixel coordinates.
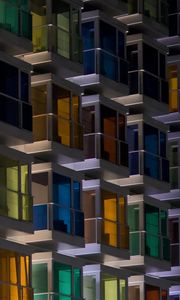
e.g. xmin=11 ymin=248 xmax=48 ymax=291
xmin=129 ymin=150 xmax=169 ymax=182
xmin=33 ymin=203 xmax=84 ymax=237
xmin=85 ymin=218 xmax=129 ymax=249
xmin=33 ymin=24 xmax=82 ymax=63
xmin=130 ymin=231 xmax=170 ymax=260
xmin=84 ymin=133 xmax=128 ymax=167
xmin=33 ymin=114 xmax=83 ymax=150
xmin=0 ymin=187 xmax=33 ymax=222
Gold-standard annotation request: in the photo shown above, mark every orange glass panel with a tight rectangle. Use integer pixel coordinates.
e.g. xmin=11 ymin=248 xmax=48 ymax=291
xmin=10 ymin=285 xmax=19 ymax=300
xmin=72 ymin=95 xmax=79 ymax=123
xmin=169 ymin=89 xmax=178 ymax=112
xmin=57 ymin=96 xmax=71 ymax=146
xmin=0 ymin=256 xmax=8 ymax=282
xmin=0 ymin=283 xmax=9 ymax=299
xmin=104 ymin=198 xmax=117 ymax=222
xmin=161 ymin=289 xmax=167 ymax=300
xmin=31 ymin=85 xmax=47 ymax=116
xmin=168 ymin=65 xmax=178 ymax=112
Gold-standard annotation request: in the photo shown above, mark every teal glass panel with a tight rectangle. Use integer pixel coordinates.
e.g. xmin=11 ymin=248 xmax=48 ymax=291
xmin=73 ymin=181 xmax=80 ymax=210
xmin=53 ymin=262 xmax=71 ymax=296
xmin=160 ymin=210 xmax=167 ymax=236
xmin=21 ymin=10 xmax=32 ymax=39
xmin=32 ymin=263 xmax=48 ymax=294
xmin=73 ymin=268 xmax=81 ymax=298
xmin=145 ymin=204 xmax=159 ymax=258
xmin=145 ymin=233 xmax=159 ymax=258
xmin=34 ymin=295 xmax=48 ymax=300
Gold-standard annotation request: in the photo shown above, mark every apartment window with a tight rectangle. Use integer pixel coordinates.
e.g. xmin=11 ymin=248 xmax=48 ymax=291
xmin=0 ymin=61 xmax=18 ymax=98
xmin=143 ymin=72 xmax=159 ymax=100
xmin=100 ymin=51 xmax=118 ymax=81
xmin=83 ymin=50 xmax=95 ymax=74
xmin=143 ymin=43 xmax=158 ymax=76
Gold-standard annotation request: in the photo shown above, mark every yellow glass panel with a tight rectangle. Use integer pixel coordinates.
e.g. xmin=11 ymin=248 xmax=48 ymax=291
xmin=58 ymin=97 xmax=70 ymax=119
xmin=32 ymin=12 xmax=46 ymax=27
xmin=169 ymin=77 xmax=178 ymax=90
xmin=120 ymin=279 xmax=126 ymax=300
xmin=20 ymin=256 xmax=27 ymax=286
xmin=103 ymin=220 xmax=117 ymax=247
xmin=33 ymin=115 xmax=47 ymax=141
xmin=21 ymin=165 xmax=28 ymax=194
xmin=7 ymin=166 xmax=18 ymax=192
xmin=10 ymin=257 xmax=17 ymax=284
xmin=119 ymin=196 xmax=125 ymax=224
xmin=22 ymin=195 xmax=32 ymax=222
xmin=102 ymin=190 xmax=117 ymax=221
xmin=103 ymin=278 xmax=117 ymax=300
xmin=7 ymin=190 xmax=18 ymax=219
xmin=58 ymin=117 xmax=70 ymax=146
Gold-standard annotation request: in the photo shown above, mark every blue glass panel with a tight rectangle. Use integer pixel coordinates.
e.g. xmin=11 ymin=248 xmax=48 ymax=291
xmin=162 ymin=158 xmax=169 ymax=182
xmin=0 ymin=61 xmax=18 ymax=98
xmin=53 ymin=205 xmax=71 ymax=234
xmin=33 ymin=205 xmax=47 ymax=230
xmin=22 ymin=102 xmax=32 ymax=130
xmin=144 ymin=152 xmax=160 ymax=179
xmin=74 ymin=211 xmax=84 ymax=237
xmin=100 ymin=21 xmax=116 ymax=55
xmin=82 ymin=22 xmax=94 ymax=50
xmin=83 ymin=50 xmax=95 ymax=74
xmin=73 ymin=181 xmax=80 ymax=210
xmin=21 ymin=72 xmax=29 ymax=102
xmin=129 ymin=152 xmax=139 ymax=175
xmin=118 ymin=31 xmax=125 ymax=58
xmin=144 ymin=123 xmax=158 ymax=155
xmin=53 ymin=173 xmax=71 ymax=207
xmin=100 ymin=51 xmax=118 ymax=81
xmin=0 ymin=94 xmax=19 ymax=126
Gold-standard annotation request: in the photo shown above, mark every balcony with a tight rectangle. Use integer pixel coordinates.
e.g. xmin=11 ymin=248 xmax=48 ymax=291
xmin=129 ymin=150 xmax=169 ymax=182
xmin=84 ymin=133 xmax=128 ymax=167
xmin=85 ymin=218 xmax=129 ymax=249
xmin=33 ymin=114 xmax=83 ymax=150
xmin=33 ymin=24 xmax=82 ymax=63
xmin=33 ymin=203 xmax=84 ymax=238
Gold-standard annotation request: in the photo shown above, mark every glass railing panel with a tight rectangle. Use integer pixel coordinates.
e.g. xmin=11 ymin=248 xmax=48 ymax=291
xmin=53 ymin=205 xmax=71 ymax=234
xmin=170 ymin=167 xmax=178 ymax=189
xmin=84 ymin=219 xmax=97 ymax=243
xmin=74 ymin=210 xmax=84 ymax=237
xmin=0 ymin=94 xmax=19 ymax=127
xmin=57 ymin=27 xmax=70 ymax=59
xmin=171 ymin=244 xmax=180 ymax=266
xmin=101 ymin=134 xmax=117 ymax=164
xmin=84 ymin=134 xmax=96 ymax=158
xmin=102 ymin=219 xmax=117 ymax=247
xmin=73 ymin=121 xmax=83 ymax=150
xmin=22 ymin=102 xmax=32 ymax=131
xmin=128 ymin=0 xmax=138 ymax=13
xmin=34 ymin=294 xmax=49 ymax=300
xmin=161 ymin=158 xmax=169 ymax=182
xmin=145 ymin=232 xmax=160 ymax=258
xmin=22 ymin=194 xmax=33 ymax=222
xmin=33 ymin=115 xmax=48 ymax=141
xmin=144 ymin=152 xmax=160 ymax=180
xmin=33 ymin=204 xmax=48 ymax=230
xmin=21 ymin=10 xmax=32 ymax=39
xmin=33 ymin=25 xmax=48 ymax=52
xmin=120 ymin=224 xmax=129 ymax=249
xmin=162 ymin=236 xmax=170 ymax=260
xmin=22 ymin=286 xmax=34 ymax=300
xmin=129 ymin=151 xmax=139 ymax=175
xmin=72 ymin=33 xmax=83 ymax=63
xmin=130 ymin=232 xmax=141 ymax=255
xmin=83 ymin=50 xmax=96 ymax=74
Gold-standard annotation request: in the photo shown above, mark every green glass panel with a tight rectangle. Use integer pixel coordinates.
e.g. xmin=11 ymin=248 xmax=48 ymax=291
xmin=21 ymin=9 xmax=32 ymax=39
xmin=57 ymin=28 xmax=70 ymax=59
xmin=32 ymin=263 xmax=48 ymax=294
xmin=22 ymin=195 xmax=32 ymax=221
xmin=145 ymin=233 xmax=159 ymax=258
xmin=0 ymin=1 xmax=6 ymax=28
xmin=83 ymin=275 xmax=96 ymax=300
xmin=34 ymin=295 xmax=48 ymax=300
xmin=119 ymin=279 xmax=126 ymax=300
xmin=145 ymin=204 xmax=159 ymax=235
xmin=128 ymin=205 xmax=139 ymax=231
xmin=73 ymin=268 xmax=81 ymax=298
xmin=54 ymin=262 xmax=71 ymax=296
xmin=21 ymin=165 xmax=28 ymax=194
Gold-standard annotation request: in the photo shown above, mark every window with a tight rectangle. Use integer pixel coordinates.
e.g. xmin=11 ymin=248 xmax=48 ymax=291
xmin=143 ymin=43 xmax=158 ymax=76
xmin=83 ymin=275 xmax=96 ymax=300
xmin=100 ymin=51 xmax=118 ymax=81
xmin=32 ymin=263 xmax=48 ymax=294
xmin=100 ymin=21 xmax=116 ymax=55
